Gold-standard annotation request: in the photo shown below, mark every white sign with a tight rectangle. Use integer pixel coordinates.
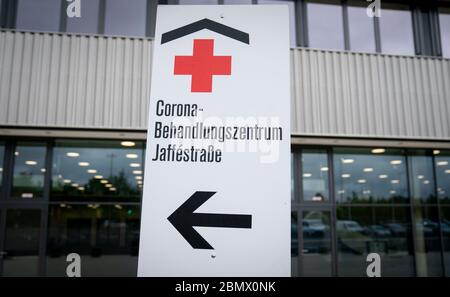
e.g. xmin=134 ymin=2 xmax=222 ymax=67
xmin=138 ymin=5 xmax=291 ymax=277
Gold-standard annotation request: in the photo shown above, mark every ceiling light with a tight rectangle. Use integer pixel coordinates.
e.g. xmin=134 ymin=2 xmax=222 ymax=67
xmin=78 ymin=162 xmax=90 ymax=167
xmin=100 ymin=179 xmax=108 ymax=184
xmin=94 ymin=175 xmax=103 ymax=179
xmin=25 ymin=160 xmax=37 ymax=165
xmin=446 ymin=169 xmax=450 ymax=174
xmin=433 ymin=150 xmax=440 ymax=155
xmin=41 ymin=168 xmax=46 ymax=173
xmin=87 ymin=169 xmax=97 ymax=174
xmin=390 ymin=160 xmax=402 ymax=165
xmin=78 ymin=187 xmax=85 ymax=191
xmin=417 ymin=175 xmax=424 ymax=179
xmin=66 ymin=152 xmax=79 ymax=157
xmin=130 ymin=163 xmax=140 ymax=168
xmin=71 ymin=183 xmax=79 ymax=187
xmin=423 ymin=180 xmax=430 ymax=185
xmin=105 ymin=184 xmax=112 ymax=188
xmin=371 ymin=148 xmax=385 ymax=154
xmin=341 ymin=174 xmax=351 ymax=178
xmin=337 ymin=190 xmax=345 ymax=194
xmin=390 ymin=190 xmax=396 ymax=195
xmin=303 ymin=173 xmax=312 ymax=178
xmin=363 ymin=168 xmax=373 ymax=172
xmin=121 ymin=141 xmax=135 ymax=147
xmin=137 ymin=181 xmax=143 ymax=185
xmin=135 ymin=176 xmax=143 ymax=180
xmin=115 ymin=204 xmax=122 ymax=209
xmin=109 ymin=187 xmax=117 ymax=191
xmin=320 ymin=167 xmax=329 ymax=171
xmin=63 ymin=179 xmax=71 ymax=184
xmin=379 ymin=174 xmax=388 ymax=179
xmin=437 ymin=161 xmax=448 ymax=166
xmin=357 ymin=179 xmax=366 ymax=184
xmin=391 ymin=180 xmax=400 ymax=184
xmin=342 ymin=159 xmax=354 ymax=164
xmin=14 ymin=151 xmax=19 ymax=156
xmin=126 ymin=153 xmax=139 ymax=159
xmin=133 ymin=170 xmax=143 ymax=175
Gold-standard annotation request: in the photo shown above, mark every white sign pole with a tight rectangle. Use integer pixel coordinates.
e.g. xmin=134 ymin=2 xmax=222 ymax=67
xmin=138 ymin=5 xmax=291 ymax=277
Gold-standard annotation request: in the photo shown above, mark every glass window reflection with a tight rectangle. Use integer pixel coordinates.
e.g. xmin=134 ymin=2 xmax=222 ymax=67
xmin=66 ymin=0 xmax=100 ymax=34
xmin=46 ymin=204 xmax=140 ymax=276
xmin=379 ymin=5 xmax=415 ymax=55
xmin=334 ymin=148 xmax=408 ymax=204
xmin=51 ymin=140 xmax=144 ymax=202
xmin=307 ymin=1 xmax=344 ymax=50
xmin=302 ymin=149 xmax=329 ymax=202
xmin=337 ymin=206 xmax=415 ymax=276
xmin=439 ymin=8 xmax=450 ymax=58
xmin=408 ymin=150 xmax=436 ymax=204
xmin=104 ymin=0 xmax=147 ymax=37
xmin=12 ymin=142 xmax=47 ymax=199
xmin=441 ymin=206 xmax=450 ymax=277
xmin=435 ymin=150 xmax=450 ymax=204
xmin=348 ymin=4 xmax=376 ymax=53
xmin=16 ymin=0 xmax=61 ymax=32
xmin=302 ymin=210 xmax=332 ymax=276
xmin=291 ymin=212 xmax=299 ymax=276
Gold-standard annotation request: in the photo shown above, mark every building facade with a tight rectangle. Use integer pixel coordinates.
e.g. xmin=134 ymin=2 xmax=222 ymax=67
xmin=0 ymin=0 xmax=450 ymax=277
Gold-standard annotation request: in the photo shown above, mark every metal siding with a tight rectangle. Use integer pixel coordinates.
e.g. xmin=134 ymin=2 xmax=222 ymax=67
xmin=0 ymin=30 xmax=152 ymax=130
xmin=0 ymin=30 xmax=449 ymax=140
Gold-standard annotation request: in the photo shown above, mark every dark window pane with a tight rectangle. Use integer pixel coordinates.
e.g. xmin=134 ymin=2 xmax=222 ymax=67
xmin=291 ymin=153 xmax=295 ymax=201
xmin=46 ymin=204 xmax=140 ymax=276
xmin=104 ymin=0 xmax=147 ymax=37
xmin=224 ymin=0 xmax=252 ymax=3
xmin=408 ymin=150 xmax=436 ymax=204
xmin=337 ymin=206 xmax=415 ymax=276
xmin=51 ymin=140 xmax=144 ymax=202
xmin=3 ymin=209 xmax=41 ymax=276
xmin=12 ymin=142 xmax=47 ymax=199
xmin=436 ymin=150 xmax=450 ymax=203
xmin=0 ymin=142 xmax=4 ymax=194
xmin=179 ymin=0 xmax=218 ymax=3
xmin=412 ymin=206 xmax=443 ymax=276
xmin=441 ymin=206 xmax=450 ymax=277
xmin=66 ymin=0 xmax=100 ymax=34
xmin=334 ymin=148 xmax=408 ymax=204
xmin=307 ymin=1 xmax=344 ymax=50
xmin=348 ymin=5 xmax=376 ymax=53
xmin=439 ymin=9 xmax=450 ymax=58
xmin=302 ymin=210 xmax=332 ymax=276
xmin=16 ymin=0 xmax=61 ymax=32
xmin=258 ymin=0 xmax=297 ymax=48
xmin=379 ymin=5 xmax=415 ymax=55
xmin=302 ymin=149 xmax=329 ymax=202
xmin=291 ymin=212 xmax=298 ymax=276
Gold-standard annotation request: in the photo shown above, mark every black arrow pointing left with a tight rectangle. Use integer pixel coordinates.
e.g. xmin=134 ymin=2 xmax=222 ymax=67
xmin=167 ymin=191 xmax=252 ymax=250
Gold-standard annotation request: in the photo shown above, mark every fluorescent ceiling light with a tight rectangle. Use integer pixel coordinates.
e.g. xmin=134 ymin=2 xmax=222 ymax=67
xmin=25 ymin=160 xmax=37 ymax=165
xmin=126 ymin=153 xmax=139 ymax=159
xmin=66 ymin=152 xmax=79 ymax=157
xmin=121 ymin=141 xmax=135 ymax=147
xmin=78 ymin=162 xmax=90 ymax=167
xmin=371 ymin=148 xmax=385 ymax=154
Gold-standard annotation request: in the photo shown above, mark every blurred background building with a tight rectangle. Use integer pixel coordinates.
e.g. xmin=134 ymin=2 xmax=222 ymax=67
xmin=0 ymin=0 xmax=449 ymax=276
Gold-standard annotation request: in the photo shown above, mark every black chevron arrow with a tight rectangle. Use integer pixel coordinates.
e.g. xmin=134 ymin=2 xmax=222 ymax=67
xmin=167 ymin=191 xmax=252 ymax=250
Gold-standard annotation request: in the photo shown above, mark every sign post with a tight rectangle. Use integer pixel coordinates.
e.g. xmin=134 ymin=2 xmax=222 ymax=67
xmin=138 ymin=5 xmax=291 ymax=277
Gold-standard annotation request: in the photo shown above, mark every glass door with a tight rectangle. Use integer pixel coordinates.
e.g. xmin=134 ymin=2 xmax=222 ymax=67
xmin=0 ymin=207 xmax=43 ymax=276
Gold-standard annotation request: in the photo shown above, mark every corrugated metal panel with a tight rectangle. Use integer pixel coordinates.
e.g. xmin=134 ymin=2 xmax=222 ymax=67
xmin=0 ymin=30 xmax=152 ymax=130
xmin=1 ymin=30 xmax=449 ymax=140
xmin=291 ymin=48 xmax=450 ymax=140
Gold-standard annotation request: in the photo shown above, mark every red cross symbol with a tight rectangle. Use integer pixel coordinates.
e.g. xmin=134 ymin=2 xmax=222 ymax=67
xmin=174 ymin=39 xmax=232 ymax=93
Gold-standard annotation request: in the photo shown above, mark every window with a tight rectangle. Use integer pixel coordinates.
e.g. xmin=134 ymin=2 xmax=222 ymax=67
xmin=51 ymin=140 xmax=144 ymax=202
xmin=3 ymin=209 xmax=42 ymax=276
xmin=379 ymin=5 xmax=415 ymax=55
xmin=179 ymin=0 xmax=218 ymax=4
xmin=301 ymin=149 xmax=329 ymax=202
xmin=436 ymin=150 xmax=450 ymax=204
xmin=46 ymin=204 xmax=141 ymax=276
xmin=334 ymin=148 xmax=408 ymax=204
xmin=439 ymin=8 xmax=450 ymax=58
xmin=12 ymin=142 xmax=47 ymax=199
xmin=104 ymin=0 xmax=147 ymax=36
xmin=258 ymin=0 xmax=297 ymax=48
xmin=337 ymin=205 xmax=415 ymax=276
xmin=291 ymin=212 xmax=299 ymax=276
xmin=347 ymin=3 xmax=376 ymax=53
xmin=224 ymin=0 xmax=252 ymax=4
xmin=0 ymin=142 xmax=4 ymax=195
xmin=409 ymin=150 xmax=436 ymax=204
xmin=307 ymin=1 xmax=344 ymax=50
xmin=15 ymin=0 xmax=61 ymax=32
xmin=66 ymin=0 xmax=100 ymax=34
